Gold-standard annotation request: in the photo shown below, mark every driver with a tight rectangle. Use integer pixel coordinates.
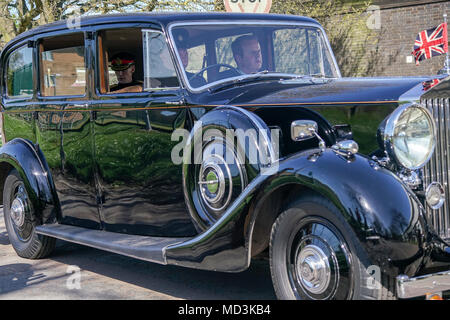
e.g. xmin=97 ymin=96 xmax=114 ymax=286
xmin=216 ymin=35 xmax=263 ymax=80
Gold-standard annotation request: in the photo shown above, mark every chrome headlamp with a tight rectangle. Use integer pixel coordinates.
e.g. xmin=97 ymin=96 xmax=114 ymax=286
xmin=378 ymin=103 xmax=436 ymax=170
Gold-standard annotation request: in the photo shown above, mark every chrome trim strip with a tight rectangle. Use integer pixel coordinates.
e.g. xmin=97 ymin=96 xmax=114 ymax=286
xmin=445 ymin=97 xmax=450 ymax=238
xmin=396 ymin=271 xmax=450 ymax=299
xmin=439 ymin=99 xmax=448 ymax=232
xmin=166 ymin=20 xmax=342 ymax=93
xmin=422 ymin=97 xmax=450 ymax=239
xmin=434 ymin=99 xmax=442 ymax=231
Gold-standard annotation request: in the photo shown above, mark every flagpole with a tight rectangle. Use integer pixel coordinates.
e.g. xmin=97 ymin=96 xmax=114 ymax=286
xmin=445 ymin=13 xmax=450 ymax=75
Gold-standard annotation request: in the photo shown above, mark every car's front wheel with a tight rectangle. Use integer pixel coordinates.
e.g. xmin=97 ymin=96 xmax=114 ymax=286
xmin=3 ymin=169 xmax=55 ymax=259
xmin=269 ymin=193 xmax=395 ymax=300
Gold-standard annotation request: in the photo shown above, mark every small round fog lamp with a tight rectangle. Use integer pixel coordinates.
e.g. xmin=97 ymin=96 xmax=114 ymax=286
xmin=425 ymin=182 xmax=445 ymax=210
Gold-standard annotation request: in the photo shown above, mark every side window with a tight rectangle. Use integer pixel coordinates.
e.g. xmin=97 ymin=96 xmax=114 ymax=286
xmin=40 ymin=33 xmax=86 ymax=96
xmin=5 ymin=46 xmax=33 ymax=98
xmin=142 ymin=30 xmax=180 ymax=90
xmin=98 ymin=28 xmax=145 ymax=94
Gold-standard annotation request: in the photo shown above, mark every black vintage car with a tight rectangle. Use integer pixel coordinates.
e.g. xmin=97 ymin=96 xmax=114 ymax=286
xmin=0 ymin=12 xmax=449 ymax=300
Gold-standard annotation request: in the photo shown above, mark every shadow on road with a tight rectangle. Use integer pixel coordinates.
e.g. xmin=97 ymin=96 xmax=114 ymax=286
xmin=0 ymin=263 xmax=66 ymax=295
xmin=0 ymin=231 xmax=9 ymax=246
xmin=50 ymin=240 xmax=276 ymax=300
xmin=0 ymin=208 xmax=276 ymax=299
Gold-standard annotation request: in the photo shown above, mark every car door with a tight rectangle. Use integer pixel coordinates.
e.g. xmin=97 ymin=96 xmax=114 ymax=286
xmin=34 ymin=31 xmax=101 ymax=229
xmin=92 ymin=26 xmax=197 ymax=237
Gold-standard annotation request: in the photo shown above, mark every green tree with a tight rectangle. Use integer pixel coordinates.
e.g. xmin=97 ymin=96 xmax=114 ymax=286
xmin=0 ymin=0 xmax=214 ymax=45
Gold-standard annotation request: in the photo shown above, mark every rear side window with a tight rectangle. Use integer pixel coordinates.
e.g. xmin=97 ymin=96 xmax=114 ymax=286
xmin=6 ymin=46 xmax=33 ymax=98
xmin=97 ymin=28 xmax=144 ymax=94
xmin=39 ymin=33 xmax=86 ymax=96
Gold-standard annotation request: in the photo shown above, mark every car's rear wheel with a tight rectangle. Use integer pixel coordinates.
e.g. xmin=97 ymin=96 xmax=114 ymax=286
xmin=3 ymin=169 xmax=55 ymax=259
xmin=269 ymin=193 xmax=395 ymax=300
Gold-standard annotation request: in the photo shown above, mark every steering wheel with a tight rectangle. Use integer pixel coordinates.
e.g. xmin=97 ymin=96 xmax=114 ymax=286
xmin=188 ymin=63 xmax=240 ymax=82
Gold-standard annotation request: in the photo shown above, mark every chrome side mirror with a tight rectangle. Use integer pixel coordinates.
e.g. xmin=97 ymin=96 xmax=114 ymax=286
xmin=291 ymin=120 xmax=326 ymax=152
xmin=291 ymin=120 xmax=318 ymax=141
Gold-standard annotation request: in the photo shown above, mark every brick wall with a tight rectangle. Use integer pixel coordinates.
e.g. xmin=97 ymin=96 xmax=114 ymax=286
xmin=371 ymin=0 xmax=450 ymax=76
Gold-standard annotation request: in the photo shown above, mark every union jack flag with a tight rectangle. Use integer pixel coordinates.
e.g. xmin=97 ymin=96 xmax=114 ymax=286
xmin=422 ymin=78 xmax=441 ymax=91
xmin=412 ymin=22 xmax=448 ymax=66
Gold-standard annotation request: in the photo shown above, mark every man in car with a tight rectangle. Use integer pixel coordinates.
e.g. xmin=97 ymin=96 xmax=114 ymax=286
xmin=217 ymin=35 xmax=263 ymax=80
xmin=231 ymin=35 xmax=262 ymax=74
xmin=173 ymin=28 xmax=207 ymax=88
xmin=109 ymin=52 xmax=143 ymax=92
xmin=178 ymin=45 xmax=207 ymax=88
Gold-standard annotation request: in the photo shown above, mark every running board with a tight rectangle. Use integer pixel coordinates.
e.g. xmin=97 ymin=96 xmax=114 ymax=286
xmin=35 ymin=224 xmax=190 ymax=265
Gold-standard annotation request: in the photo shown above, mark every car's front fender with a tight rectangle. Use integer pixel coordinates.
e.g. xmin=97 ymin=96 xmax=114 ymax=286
xmin=165 ymin=149 xmax=428 ymax=276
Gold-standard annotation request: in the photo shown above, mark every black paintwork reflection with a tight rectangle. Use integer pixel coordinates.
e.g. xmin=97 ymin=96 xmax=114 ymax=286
xmin=188 ymin=77 xmax=428 ymax=106
xmin=93 ymin=100 xmax=196 ymax=237
xmin=35 ymin=107 xmax=100 ymax=229
xmin=166 ymin=150 xmax=428 ymax=276
xmin=307 ymin=104 xmax=397 ymax=155
xmin=2 ymin=112 xmax=35 ymax=143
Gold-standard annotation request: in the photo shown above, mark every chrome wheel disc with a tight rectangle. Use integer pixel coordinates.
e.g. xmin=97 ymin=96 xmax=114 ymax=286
xmin=296 ymin=244 xmax=331 ymax=295
xmin=199 ymin=157 xmax=228 ymax=210
xmin=195 ymin=136 xmax=247 ymax=223
xmin=288 ymin=218 xmax=353 ymax=300
xmin=11 ymin=196 xmax=26 ymax=228
xmin=9 ymin=184 xmax=33 ymax=242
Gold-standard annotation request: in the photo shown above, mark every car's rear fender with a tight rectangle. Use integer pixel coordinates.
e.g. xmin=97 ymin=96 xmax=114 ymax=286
xmin=0 ymin=138 xmax=57 ymax=223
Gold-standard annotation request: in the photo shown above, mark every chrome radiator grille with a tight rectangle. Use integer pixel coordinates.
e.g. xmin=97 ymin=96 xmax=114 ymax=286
xmin=422 ymin=97 xmax=450 ymax=240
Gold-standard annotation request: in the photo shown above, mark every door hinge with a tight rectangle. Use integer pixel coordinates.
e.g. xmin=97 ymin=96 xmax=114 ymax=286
xmin=86 ymin=31 xmax=95 ymax=41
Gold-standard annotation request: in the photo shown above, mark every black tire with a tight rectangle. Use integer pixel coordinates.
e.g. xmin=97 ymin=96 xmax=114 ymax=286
xmin=3 ymin=169 xmax=55 ymax=259
xmin=269 ymin=193 xmax=395 ymax=300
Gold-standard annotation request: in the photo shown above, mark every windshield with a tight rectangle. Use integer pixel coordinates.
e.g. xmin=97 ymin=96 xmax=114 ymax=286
xmin=169 ymin=23 xmax=340 ymax=90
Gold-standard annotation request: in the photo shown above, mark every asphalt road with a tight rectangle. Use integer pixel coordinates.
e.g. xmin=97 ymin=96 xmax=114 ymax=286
xmin=0 ymin=208 xmax=276 ymax=300
xmin=1 ymin=208 xmax=448 ymax=301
